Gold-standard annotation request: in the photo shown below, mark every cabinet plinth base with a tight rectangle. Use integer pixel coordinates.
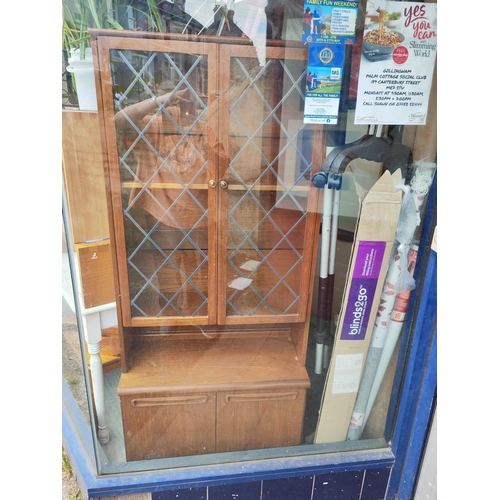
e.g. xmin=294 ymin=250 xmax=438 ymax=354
xmin=118 ymin=334 xmax=310 ymax=461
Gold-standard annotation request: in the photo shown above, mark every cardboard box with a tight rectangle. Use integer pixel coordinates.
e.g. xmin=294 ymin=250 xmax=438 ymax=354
xmin=314 ymin=166 xmax=402 ymax=443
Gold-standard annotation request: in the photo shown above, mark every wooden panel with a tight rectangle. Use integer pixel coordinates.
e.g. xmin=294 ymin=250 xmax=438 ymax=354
xmin=62 ymin=110 xmax=109 ymax=244
xmin=76 ymin=242 xmax=115 ymax=309
xmin=216 ymin=388 xmax=307 ymax=452
xmin=120 ymin=390 xmax=216 ymax=461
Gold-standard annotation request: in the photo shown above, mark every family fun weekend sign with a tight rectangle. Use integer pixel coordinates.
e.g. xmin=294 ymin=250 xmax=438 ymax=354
xmin=303 ymin=0 xmax=359 ymax=124
xmin=354 ymin=1 xmax=437 ymax=125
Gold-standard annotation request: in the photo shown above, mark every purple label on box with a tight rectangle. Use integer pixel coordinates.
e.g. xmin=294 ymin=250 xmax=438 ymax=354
xmin=340 ymin=241 xmax=386 ymax=341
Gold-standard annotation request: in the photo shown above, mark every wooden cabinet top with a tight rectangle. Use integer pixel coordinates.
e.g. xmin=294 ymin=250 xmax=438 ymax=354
xmin=118 ymin=334 xmax=310 ymax=395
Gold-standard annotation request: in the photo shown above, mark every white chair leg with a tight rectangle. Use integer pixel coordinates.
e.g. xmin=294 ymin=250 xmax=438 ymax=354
xmin=87 ymin=340 xmax=110 ymax=444
xmin=83 ymin=311 xmax=110 ymax=445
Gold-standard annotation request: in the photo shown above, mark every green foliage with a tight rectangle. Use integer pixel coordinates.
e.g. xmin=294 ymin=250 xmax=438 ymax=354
xmin=146 ymin=0 xmax=164 ymax=31
xmin=62 ymin=448 xmax=85 ymax=499
xmin=124 ymin=0 xmax=170 ymax=33
xmin=62 ymin=0 xmax=174 ymax=58
xmin=62 ymin=448 xmax=73 ymax=475
xmin=62 ymin=0 xmax=124 ymax=58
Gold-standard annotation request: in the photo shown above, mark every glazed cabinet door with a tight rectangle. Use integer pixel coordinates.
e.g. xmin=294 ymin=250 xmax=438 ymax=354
xmin=217 ymin=44 xmax=321 ymax=325
xmin=97 ymin=37 xmax=219 ymax=327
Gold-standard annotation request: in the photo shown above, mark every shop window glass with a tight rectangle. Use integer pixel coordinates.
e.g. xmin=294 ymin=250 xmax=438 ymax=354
xmin=62 ymin=0 xmax=437 ymax=473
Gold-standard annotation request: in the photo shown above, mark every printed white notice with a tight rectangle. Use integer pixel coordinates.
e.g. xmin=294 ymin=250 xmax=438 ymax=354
xmin=239 ymin=260 xmax=260 ymax=272
xmin=228 ymin=277 xmax=253 ymax=291
xmin=355 ymin=1 xmax=437 ymax=125
xmin=331 ymin=353 xmax=364 ymax=394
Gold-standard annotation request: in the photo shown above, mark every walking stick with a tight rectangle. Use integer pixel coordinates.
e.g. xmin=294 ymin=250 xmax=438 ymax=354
xmin=311 ymin=133 xmax=367 ymax=375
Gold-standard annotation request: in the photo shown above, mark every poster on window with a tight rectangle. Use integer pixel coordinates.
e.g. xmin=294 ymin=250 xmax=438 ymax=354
xmin=302 ymin=0 xmax=359 ymax=44
xmin=354 ymin=1 xmax=437 ymax=125
xmin=304 ymin=43 xmax=346 ymax=124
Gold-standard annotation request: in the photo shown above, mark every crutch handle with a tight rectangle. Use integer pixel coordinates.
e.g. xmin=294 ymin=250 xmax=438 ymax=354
xmin=312 ymin=171 xmax=342 ymax=190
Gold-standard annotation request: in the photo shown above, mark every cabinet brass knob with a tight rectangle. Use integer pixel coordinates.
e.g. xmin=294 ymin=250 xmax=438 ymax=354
xmin=208 ymin=179 xmax=217 ymax=188
xmin=220 ymin=180 xmax=228 ymax=189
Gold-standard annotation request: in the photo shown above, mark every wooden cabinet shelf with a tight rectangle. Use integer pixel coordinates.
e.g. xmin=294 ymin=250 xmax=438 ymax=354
xmin=120 ymin=333 xmax=309 ymax=392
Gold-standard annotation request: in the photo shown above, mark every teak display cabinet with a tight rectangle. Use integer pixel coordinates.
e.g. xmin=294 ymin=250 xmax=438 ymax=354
xmin=92 ymin=30 xmax=325 ymax=461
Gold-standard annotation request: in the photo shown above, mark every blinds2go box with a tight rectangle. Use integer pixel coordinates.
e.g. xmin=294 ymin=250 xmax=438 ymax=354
xmin=315 ymin=167 xmax=402 ymax=444
xmin=341 ymin=241 xmax=385 ymax=341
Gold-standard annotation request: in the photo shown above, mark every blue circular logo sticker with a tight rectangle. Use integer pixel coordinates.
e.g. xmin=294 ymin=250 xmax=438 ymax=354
xmin=319 ymin=47 xmax=334 ymax=64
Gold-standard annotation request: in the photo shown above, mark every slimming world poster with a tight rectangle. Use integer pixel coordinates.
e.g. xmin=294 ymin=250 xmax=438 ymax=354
xmin=354 ymin=1 xmax=437 ymax=125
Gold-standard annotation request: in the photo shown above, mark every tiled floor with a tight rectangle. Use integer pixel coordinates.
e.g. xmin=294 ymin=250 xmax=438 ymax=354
xmin=149 ymin=468 xmax=392 ymax=500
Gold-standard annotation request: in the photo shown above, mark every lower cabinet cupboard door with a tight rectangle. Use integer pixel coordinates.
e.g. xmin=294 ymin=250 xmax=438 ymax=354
xmin=120 ymin=392 xmax=216 ymax=461
xmin=216 ymin=389 xmax=307 ymax=453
